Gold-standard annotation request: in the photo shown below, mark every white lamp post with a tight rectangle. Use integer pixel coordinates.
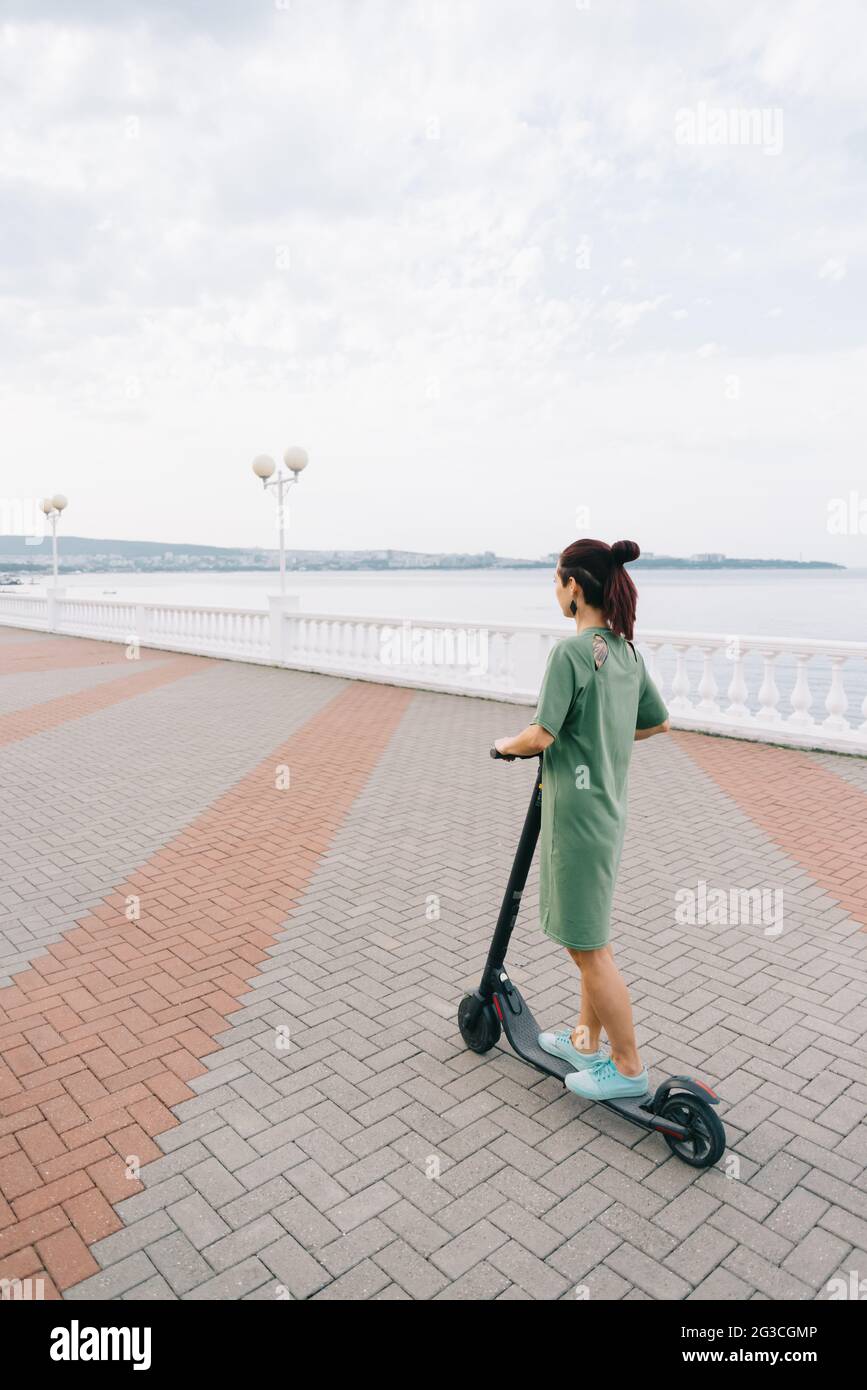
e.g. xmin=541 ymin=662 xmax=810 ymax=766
xmin=251 ymin=447 xmax=309 ymax=596
xmin=41 ymin=494 xmax=68 ymax=586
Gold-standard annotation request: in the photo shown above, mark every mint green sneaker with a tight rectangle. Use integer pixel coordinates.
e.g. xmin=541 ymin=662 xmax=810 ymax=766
xmin=538 ymin=1029 xmax=604 ymax=1071
xmin=565 ymin=1057 xmax=649 ymax=1100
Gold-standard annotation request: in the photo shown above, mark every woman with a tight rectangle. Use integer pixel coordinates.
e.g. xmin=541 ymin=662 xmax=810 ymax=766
xmin=494 ymin=538 xmax=669 ymax=1101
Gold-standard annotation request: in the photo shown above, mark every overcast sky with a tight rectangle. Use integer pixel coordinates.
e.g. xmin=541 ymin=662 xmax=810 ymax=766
xmin=1 ymin=0 xmax=865 ymax=563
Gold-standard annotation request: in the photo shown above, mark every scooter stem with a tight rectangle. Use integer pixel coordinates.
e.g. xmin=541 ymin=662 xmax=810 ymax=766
xmin=479 ymin=754 xmax=543 ymax=998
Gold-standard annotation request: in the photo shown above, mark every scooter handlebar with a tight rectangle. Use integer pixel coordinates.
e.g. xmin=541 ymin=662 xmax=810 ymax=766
xmin=489 ymin=747 xmax=542 ymax=761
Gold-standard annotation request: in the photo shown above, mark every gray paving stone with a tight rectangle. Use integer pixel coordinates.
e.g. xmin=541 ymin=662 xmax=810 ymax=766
xmin=687 ymin=1266 xmax=756 ymax=1300
xmin=121 ymin=1274 xmax=178 ymax=1301
xmin=90 ymin=1211 xmax=177 ymax=1267
xmin=781 ymin=1227 xmax=852 ymax=1289
xmin=146 ymin=1232 xmax=214 ymax=1296
xmin=217 ymin=1097 xmax=272 ymax=1139
xmin=379 ymin=1197 xmax=450 ymax=1256
xmin=748 ymin=1151 xmax=811 ymax=1201
xmin=488 ymin=1201 xmax=564 ymax=1260
xmin=186 ymin=1157 xmax=247 ymax=1208
xmin=709 ymin=1203 xmax=794 ymax=1264
xmin=201 ymin=1126 xmax=260 ymax=1172
xmin=488 ymin=1239 xmax=571 ymax=1300
xmin=233 ymin=1140 xmax=306 ymax=1190
xmin=129 ymin=1141 xmax=211 ymax=1186
xmin=545 ymin=1182 xmax=613 ymax=1238
xmin=311 ymin=1258 xmax=391 ymax=1300
xmin=818 ymin=1204 xmax=867 ymax=1251
xmin=114 ymin=1175 xmax=195 ymax=1225
xmin=316 ymin=1217 xmax=395 ymax=1278
xmin=434 ymin=1261 xmax=512 ymax=1300
xmin=664 ymin=1225 xmax=738 ymax=1285
xmin=723 ymin=1246 xmax=815 ymax=1300
xmin=168 ymin=1193 xmax=232 ymax=1250
xmin=430 ymin=1219 xmax=509 ymax=1280
xmin=65 ymin=1253 xmax=158 ymax=1301
xmin=653 ymin=1187 xmax=720 ymax=1240
xmin=573 ymin=1264 xmax=632 ymax=1301
xmin=326 ymin=1180 xmax=402 ymax=1232
xmin=373 ymin=1238 xmax=450 ymax=1299
xmin=220 ymin=1176 xmax=295 ymax=1230
xmin=766 ymin=1188 xmax=830 ymax=1242
xmin=203 ymin=1216 xmax=286 ymax=1273
xmin=803 ymin=1167 xmax=867 ymax=1222
xmin=273 ymin=1195 xmax=341 ymax=1248
xmin=156 ymin=1113 xmax=225 ymax=1154
xmin=605 ymin=1241 xmax=692 ymax=1301
xmin=184 ymin=1257 xmax=272 ymax=1301
xmin=260 ymin=1233 xmax=331 ymax=1298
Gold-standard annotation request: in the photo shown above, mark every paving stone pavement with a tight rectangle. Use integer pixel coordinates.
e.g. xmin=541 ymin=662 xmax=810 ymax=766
xmin=0 ymin=657 xmax=342 ymax=983
xmin=1 ymin=631 xmax=866 ymax=1302
xmin=0 ymin=657 xmax=172 ymax=717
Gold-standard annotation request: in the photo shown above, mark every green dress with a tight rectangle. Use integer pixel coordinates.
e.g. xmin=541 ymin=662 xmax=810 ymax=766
xmin=532 ymin=627 xmax=668 ymax=951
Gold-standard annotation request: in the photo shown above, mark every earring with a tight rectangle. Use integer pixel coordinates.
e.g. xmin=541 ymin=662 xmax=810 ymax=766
xmin=569 ymin=600 xmax=577 ymax=616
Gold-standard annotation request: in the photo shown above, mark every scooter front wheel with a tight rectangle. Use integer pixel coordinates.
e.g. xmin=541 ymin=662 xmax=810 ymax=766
xmin=659 ymin=1093 xmax=726 ymax=1168
xmin=458 ymin=994 xmax=501 ymax=1054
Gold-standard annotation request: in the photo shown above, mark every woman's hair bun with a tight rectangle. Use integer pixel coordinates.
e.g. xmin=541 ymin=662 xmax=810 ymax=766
xmin=611 ymin=539 xmax=640 ymax=565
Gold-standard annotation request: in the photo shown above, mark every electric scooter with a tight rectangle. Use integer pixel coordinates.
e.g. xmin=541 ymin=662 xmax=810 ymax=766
xmin=458 ymin=748 xmax=726 ymax=1169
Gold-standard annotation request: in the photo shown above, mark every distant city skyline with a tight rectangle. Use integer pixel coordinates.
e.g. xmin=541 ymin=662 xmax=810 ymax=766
xmin=2 ymin=1 xmax=866 ymax=566
xmin=0 ymin=532 xmax=846 ymax=575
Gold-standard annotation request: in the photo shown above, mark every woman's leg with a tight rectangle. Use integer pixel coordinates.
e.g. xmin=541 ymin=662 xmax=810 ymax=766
xmin=568 ymin=948 xmax=606 ymax=1053
xmin=566 ymin=944 xmax=643 ymax=1076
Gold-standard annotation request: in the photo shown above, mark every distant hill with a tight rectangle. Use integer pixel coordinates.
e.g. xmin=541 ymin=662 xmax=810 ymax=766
xmin=0 ymin=536 xmax=845 ymax=572
xmin=0 ymin=535 xmax=253 ymax=558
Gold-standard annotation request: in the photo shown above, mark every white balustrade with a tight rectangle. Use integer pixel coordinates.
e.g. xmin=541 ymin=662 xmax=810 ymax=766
xmin=0 ymin=591 xmax=49 ymax=629
xmin=633 ymin=629 xmax=867 ymax=754
xmin=0 ymin=592 xmax=864 ymax=754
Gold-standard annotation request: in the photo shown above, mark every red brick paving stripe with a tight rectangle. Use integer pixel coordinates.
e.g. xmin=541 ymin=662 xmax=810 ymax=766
xmin=0 ymin=635 xmax=169 ymax=673
xmin=673 ymin=731 xmax=867 ymax=929
xmin=0 ymin=678 xmax=413 ymax=1290
xmin=0 ymin=653 xmax=209 ymax=748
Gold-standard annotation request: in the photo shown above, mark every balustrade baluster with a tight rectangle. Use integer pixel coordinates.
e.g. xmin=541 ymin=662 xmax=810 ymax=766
xmin=823 ymin=656 xmax=849 ymax=732
xmin=696 ymin=645 xmax=721 ymax=716
xmin=668 ymin=647 xmax=692 ymax=715
xmin=787 ymin=653 xmax=815 ymax=729
xmin=756 ymin=651 xmax=782 ymax=726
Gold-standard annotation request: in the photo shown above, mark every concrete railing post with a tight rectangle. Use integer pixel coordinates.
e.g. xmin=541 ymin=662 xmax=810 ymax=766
xmin=132 ymin=603 xmax=147 ymax=656
xmin=268 ymin=593 xmax=300 ymax=665
xmin=46 ymin=586 xmax=66 ymax=633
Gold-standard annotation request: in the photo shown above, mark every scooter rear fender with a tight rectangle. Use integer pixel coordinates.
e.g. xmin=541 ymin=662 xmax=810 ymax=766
xmin=651 ymin=1074 xmax=720 ymax=1111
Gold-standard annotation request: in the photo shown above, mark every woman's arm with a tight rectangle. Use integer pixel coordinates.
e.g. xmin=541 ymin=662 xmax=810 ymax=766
xmin=494 ymin=724 xmax=555 ymax=758
xmin=634 ymin=719 xmax=670 ymax=741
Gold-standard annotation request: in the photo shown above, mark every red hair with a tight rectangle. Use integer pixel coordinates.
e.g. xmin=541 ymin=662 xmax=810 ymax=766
xmin=558 ymin=538 xmax=641 ymax=641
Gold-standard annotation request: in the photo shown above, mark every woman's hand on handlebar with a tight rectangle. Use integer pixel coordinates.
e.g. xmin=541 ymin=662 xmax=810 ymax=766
xmin=492 ymin=725 xmax=555 ymax=760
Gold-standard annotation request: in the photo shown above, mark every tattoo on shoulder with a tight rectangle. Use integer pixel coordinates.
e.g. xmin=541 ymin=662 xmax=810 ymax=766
xmin=592 ymin=633 xmax=609 ymax=670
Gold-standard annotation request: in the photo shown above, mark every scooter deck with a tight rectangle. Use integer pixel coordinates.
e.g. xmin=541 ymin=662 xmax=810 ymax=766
xmin=495 ymin=986 xmax=654 ymax=1124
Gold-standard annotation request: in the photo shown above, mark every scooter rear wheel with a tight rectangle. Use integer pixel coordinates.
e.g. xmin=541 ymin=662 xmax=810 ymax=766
xmin=458 ymin=995 xmax=501 ymax=1054
xmin=659 ymin=1093 xmax=726 ymax=1168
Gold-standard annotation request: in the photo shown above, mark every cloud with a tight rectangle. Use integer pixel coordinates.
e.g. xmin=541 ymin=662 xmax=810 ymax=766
xmin=818 ymin=258 xmax=847 ymax=283
xmin=0 ymin=0 xmax=865 ymax=562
